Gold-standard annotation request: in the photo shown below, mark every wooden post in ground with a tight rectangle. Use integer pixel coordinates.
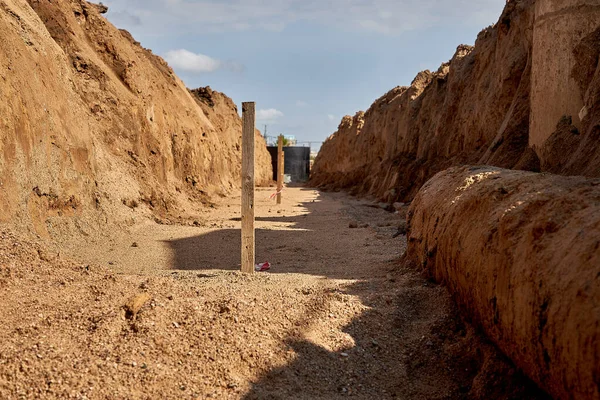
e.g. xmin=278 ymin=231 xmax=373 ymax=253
xmin=241 ymin=102 xmax=255 ymax=273
xmin=277 ymin=135 xmax=284 ymax=205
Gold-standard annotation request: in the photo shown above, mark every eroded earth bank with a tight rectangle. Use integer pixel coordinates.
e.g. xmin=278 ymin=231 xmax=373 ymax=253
xmin=311 ymin=0 xmax=600 ymax=399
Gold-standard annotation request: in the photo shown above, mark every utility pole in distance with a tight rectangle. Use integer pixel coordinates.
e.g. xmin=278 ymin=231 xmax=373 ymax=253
xmin=277 ymin=134 xmax=284 ymax=205
xmin=241 ymin=102 xmax=255 ymax=273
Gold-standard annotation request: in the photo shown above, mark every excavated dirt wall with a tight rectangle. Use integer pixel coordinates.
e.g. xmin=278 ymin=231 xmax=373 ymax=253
xmin=311 ymin=0 xmax=600 ymax=202
xmin=0 ymin=0 xmax=271 ymax=238
xmin=530 ymin=0 xmax=600 ymax=148
xmin=406 ymin=166 xmax=600 ymax=400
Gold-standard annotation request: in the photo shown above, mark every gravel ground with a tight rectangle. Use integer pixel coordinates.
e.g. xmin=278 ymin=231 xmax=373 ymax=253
xmin=0 ymin=188 xmax=547 ymax=399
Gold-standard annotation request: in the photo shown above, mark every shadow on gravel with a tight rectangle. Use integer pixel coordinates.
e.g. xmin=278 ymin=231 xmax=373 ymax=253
xmin=241 ymin=271 xmax=548 ymax=400
xmin=240 ymin=273 xmax=550 ymax=400
xmin=164 ymin=192 xmax=550 ymax=399
xmin=163 ymin=192 xmax=386 ymax=279
xmin=163 ymin=227 xmax=315 ymax=272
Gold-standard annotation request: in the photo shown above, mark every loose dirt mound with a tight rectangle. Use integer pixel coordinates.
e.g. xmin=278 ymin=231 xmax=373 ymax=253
xmin=311 ymin=0 xmax=600 ymax=202
xmin=406 ymin=166 xmax=600 ymax=400
xmin=0 ymin=0 xmax=271 ymax=239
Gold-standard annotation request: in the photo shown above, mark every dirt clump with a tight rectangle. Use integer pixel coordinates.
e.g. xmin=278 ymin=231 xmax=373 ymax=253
xmin=406 ymin=166 xmax=600 ymax=400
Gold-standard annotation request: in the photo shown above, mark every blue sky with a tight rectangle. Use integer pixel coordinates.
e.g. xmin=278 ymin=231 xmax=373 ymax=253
xmin=103 ymin=0 xmax=506 ymax=150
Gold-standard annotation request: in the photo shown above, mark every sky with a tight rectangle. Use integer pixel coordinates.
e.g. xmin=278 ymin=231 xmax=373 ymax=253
xmin=102 ymin=0 xmax=506 ymax=151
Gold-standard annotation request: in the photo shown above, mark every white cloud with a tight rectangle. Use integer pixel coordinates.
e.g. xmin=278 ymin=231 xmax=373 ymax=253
xmin=257 ymin=109 xmax=284 ymax=121
xmin=327 ymin=114 xmax=336 ymax=121
xmin=163 ymin=49 xmax=244 ymax=74
xmin=164 ymin=49 xmax=221 ymax=73
xmin=296 ymin=100 xmax=309 ymax=107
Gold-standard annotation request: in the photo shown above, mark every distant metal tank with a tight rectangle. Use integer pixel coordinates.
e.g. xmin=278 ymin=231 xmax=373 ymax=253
xmin=267 ymin=146 xmax=311 ymax=183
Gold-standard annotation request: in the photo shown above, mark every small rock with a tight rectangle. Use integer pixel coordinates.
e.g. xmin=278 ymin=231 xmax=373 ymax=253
xmin=219 ymin=305 xmax=231 ymax=314
xmin=37 ymin=249 xmax=56 ymax=262
xmin=340 ymin=352 xmax=349 ymax=357
xmin=392 ymin=222 xmax=408 ymax=238
xmin=89 ymin=2 xmax=108 ymax=14
xmin=172 ymin=322 xmax=180 ymax=328
xmin=124 ymin=293 xmax=151 ymax=319
xmin=131 ymin=242 xmax=138 ymax=248
xmin=349 ymin=221 xmax=358 ymax=229
xmin=378 ymin=202 xmax=390 ymax=210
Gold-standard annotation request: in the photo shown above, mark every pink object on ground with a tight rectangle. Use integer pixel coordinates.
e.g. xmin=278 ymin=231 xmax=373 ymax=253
xmin=255 ymin=262 xmax=271 ymax=272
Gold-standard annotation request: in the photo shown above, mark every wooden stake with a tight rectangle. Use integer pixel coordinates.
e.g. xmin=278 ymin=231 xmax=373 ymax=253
xmin=277 ymin=135 xmax=283 ymax=205
xmin=241 ymin=102 xmax=255 ymax=273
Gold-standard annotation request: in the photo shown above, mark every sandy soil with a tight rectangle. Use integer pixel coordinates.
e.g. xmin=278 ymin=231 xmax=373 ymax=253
xmin=0 ymin=187 xmax=547 ymax=399
xmin=59 ymin=187 xmax=402 ymax=278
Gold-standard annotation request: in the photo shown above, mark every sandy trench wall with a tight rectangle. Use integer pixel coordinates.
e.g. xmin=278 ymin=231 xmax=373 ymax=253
xmin=406 ymin=166 xmax=600 ymax=400
xmin=0 ymin=0 xmax=271 ymax=237
xmin=530 ymin=0 xmax=600 ymax=148
xmin=311 ymin=0 xmax=600 ymax=201
xmin=189 ymin=86 xmax=273 ymax=187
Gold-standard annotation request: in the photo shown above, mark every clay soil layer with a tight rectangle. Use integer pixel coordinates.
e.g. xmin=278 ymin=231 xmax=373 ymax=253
xmin=0 ymin=187 xmax=547 ymax=399
xmin=407 ymin=166 xmax=600 ymax=400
